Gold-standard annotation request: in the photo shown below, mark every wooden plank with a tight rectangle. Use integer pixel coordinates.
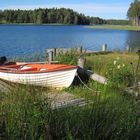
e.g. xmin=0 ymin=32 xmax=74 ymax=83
xmin=0 ymin=67 xmax=17 ymax=70
xmin=16 ymin=61 xmax=47 ymax=65
xmin=124 ymin=82 xmax=140 ymax=97
xmin=51 ymin=98 xmax=86 ymax=109
xmin=125 ymin=88 xmax=139 ymax=97
xmin=46 ymin=92 xmax=87 ymax=109
xmin=90 ymin=73 xmax=107 ymax=85
xmin=16 ymin=61 xmax=59 ymax=65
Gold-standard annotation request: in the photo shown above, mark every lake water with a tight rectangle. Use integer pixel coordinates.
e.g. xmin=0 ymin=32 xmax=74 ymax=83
xmin=0 ymin=25 xmax=140 ymax=57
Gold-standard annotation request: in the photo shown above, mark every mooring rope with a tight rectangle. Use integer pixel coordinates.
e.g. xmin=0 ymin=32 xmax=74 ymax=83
xmin=76 ymin=73 xmax=101 ymax=93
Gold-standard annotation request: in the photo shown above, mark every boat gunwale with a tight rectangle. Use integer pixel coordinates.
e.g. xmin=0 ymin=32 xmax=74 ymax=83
xmin=0 ymin=65 xmax=78 ymax=74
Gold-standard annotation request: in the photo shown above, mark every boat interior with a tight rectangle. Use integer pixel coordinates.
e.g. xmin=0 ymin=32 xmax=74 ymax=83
xmin=0 ymin=63 xmax=77 ymax=73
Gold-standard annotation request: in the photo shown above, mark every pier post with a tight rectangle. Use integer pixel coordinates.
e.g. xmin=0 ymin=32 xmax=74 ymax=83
xmin=102 ymin=44 xmax=107 ymax=52
xmin=48 ymin=51 xmax=53 ymax=63
xmin=53 ymin=48 xmax=57 ymax=58
xmin=126 ymin=45 xmax=131 ymax=53
xmin=77 ymin=57 xmax=86 ymax=68
xmin=79 ymin=46 xmax=83 ymax=54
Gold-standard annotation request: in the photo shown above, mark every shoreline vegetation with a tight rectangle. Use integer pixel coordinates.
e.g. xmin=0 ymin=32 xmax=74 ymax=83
xmin=87 ymin=25 xmax=140 ymax=31
xmin=0 ymin=23 xmax=140 ymax=31
xmin=0 ymin=51 xmax=140 ymax=139
xmin=1 ymin=23 xmax=140 ymax=32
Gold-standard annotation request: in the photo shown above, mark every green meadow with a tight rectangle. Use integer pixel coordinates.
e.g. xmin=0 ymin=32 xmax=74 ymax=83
xmin=88 ymin=25 xmax=140 ymax=31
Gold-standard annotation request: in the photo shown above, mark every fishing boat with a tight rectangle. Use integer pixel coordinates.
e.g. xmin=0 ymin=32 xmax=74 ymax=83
xmin=0 ymin=63 xmax=77 ymax=88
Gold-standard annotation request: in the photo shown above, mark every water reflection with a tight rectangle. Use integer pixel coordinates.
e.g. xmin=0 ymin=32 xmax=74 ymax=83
xmin=126 ymin=31 xmax=140 ymax=52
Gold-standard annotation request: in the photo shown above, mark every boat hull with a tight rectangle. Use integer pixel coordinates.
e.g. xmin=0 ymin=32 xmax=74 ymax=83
xmin=0 ymin=68 xmax=77 ymax=88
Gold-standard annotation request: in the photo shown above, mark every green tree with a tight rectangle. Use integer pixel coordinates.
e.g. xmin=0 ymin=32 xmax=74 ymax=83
xmin=127 ymin=0 xmax=140 ymax=26
xmin=0 ymin=8 xmax=106 ymax=25
xmin=0 ymin=10 xmax=4 ymax=23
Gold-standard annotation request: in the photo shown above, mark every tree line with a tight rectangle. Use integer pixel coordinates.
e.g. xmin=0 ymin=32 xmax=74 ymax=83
xmin=0 ymin=8 xmax=102 ymax=25
xmin=127 ymin=0 xmax=140 ymax=26
xmin=0 ymin=8 xmax=129 ymax=25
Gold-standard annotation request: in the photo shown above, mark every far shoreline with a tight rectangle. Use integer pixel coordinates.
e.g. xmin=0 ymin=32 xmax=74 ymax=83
xmin=1 ymin=23 xmax=140 ymax=31
xmin=86 ymin=25 xmax=140 ymax=31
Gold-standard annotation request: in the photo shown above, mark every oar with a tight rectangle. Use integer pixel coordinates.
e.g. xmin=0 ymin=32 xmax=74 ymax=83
xmin=0 ymin=67 xmax=17 ymax=71
xmin=16 ymin=61 xmax=47 ymax=65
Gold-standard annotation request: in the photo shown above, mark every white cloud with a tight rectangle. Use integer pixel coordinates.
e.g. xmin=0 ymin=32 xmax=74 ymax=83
xmin=0 ymin=3 xmax=129 ymax=19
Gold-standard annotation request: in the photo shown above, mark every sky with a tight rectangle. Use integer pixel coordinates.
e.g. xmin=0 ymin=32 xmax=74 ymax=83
xmin=0 ymin=0 xmax=133 ymax=19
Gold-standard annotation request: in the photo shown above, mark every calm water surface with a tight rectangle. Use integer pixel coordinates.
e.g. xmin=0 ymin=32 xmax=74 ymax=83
xmin=0 ymin=25 xmax=140 ymax=57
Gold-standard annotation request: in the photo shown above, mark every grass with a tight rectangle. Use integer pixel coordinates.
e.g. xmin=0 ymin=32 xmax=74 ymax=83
xmin=10 ymin=52 xmax=47 ymax=62
xmin=85 ymin=53 xmax=140 ymax=88
xmin=87 ymin=25 xmax=140 ymax=31
xmin=1 ymin=84 xmax=139 ymax=139
xmin=0 ymin=86 xmax=50 ymax=139
xmin=0 ymin=51 xmax=140 ymax=139
xmin=85 ymin=53 xmax=138 ymax=74
xmin=49 ymin=96 xmax=140 ymax=140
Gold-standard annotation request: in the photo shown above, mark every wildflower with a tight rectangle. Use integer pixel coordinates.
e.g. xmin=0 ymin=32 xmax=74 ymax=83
xmin=117 ymin=65 xmax=121 ymax=69
xmin=113 ymin=60 xmax=117 ymax=65
xmin=116 ymin=57 xmax=120 ymax=60
xmin=122 ymin=64 xmax=125 ymax=67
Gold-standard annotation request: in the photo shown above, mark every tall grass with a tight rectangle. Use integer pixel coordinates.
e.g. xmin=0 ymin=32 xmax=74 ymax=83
xmin=55 ymin=48 xmax=80 ymax=65
xmin=49 ymin=96 xmax=140 ymax=140
xmin=86 ymin=53 xmax=140 ymax=88
xmin=0 ymin=85 xmax=140 ymax=140
xmin=0 ymin=86 xmax=50 ymax=140
xmin=0 ymin=51 xmax=140 ymax=139
xmin=10 ymin=52 xmax=47 ymax=62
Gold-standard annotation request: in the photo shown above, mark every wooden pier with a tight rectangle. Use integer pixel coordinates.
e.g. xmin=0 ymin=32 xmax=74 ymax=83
xmin=46 ymin=45 xmax=111 ymax=62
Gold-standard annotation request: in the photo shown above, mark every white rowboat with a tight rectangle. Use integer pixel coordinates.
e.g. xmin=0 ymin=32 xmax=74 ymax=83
xmin=0 ymin=63 xmax=77 ymax=88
